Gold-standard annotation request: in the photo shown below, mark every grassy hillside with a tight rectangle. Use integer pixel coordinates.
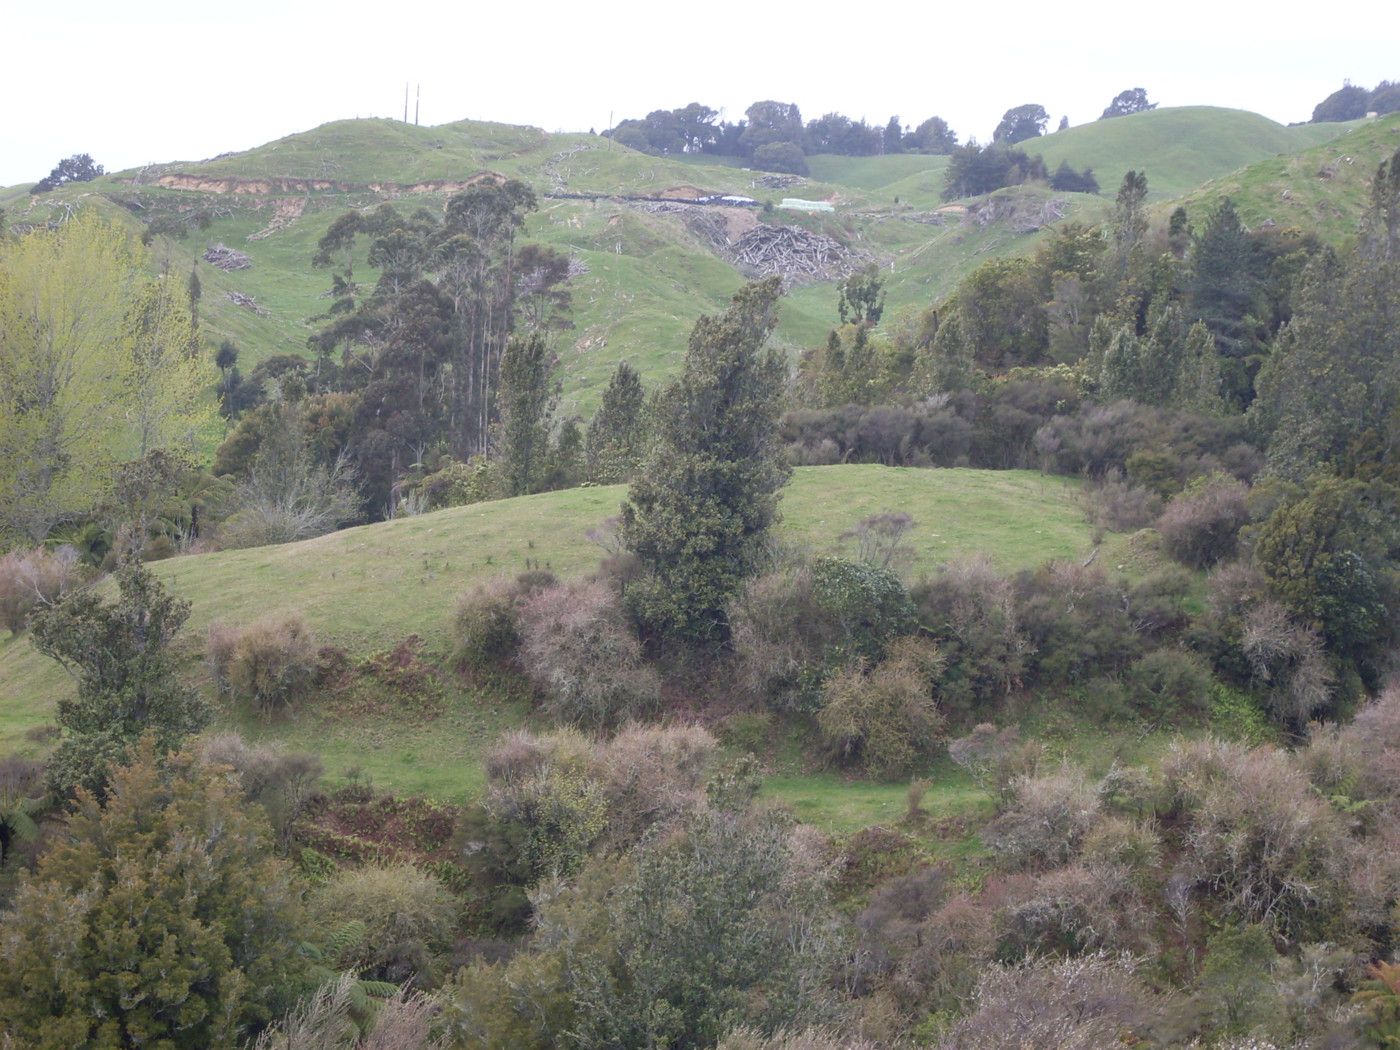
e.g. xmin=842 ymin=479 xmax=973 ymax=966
xmin=1034 ymin=106 xmax=1358 ymax=200
xmin=2 ymin=108 xmax=1365 ymax=414
xmin=0 ymin=465 xmax=1117 ymax=758
xmin=1168 ymin=113 xmax=1400 ymax=240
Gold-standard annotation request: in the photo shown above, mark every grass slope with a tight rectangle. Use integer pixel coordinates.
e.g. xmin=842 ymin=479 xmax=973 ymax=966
xmin=0 ymin=465 xmax=1113 ymax=764
xmin=1033 ymin=106 xmax=1360 ymax=200
xmin=1168 ymin=113 xmax=1400 ymax=241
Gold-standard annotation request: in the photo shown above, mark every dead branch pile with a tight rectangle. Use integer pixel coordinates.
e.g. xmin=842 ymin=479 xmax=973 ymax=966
xmin=225 ymin=291 xmax=268 ymax=315
xmin=756 ymin=173 xmax=805 ymax=189
xmin=966 ymin=195 xmax=1067 ymax=234
xmin=730 ymin=223 xmax=859 ymax=283
xmin=203 ymin=244 xmax=252 ymax=270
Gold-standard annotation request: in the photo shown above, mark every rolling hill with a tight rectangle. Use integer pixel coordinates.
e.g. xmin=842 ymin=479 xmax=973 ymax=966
xmin=1 ymin=106 xmax=1366 ymax=415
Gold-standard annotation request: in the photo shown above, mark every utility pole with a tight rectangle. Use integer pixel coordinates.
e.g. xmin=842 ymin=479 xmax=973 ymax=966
xmin=415 ymin=84 xmax=420 ymax=126
xmin=404 ymin=82 xmax=409 ymax=123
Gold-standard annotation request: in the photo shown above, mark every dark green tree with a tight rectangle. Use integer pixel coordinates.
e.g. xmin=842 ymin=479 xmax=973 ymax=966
xmin=992 ymin=103 xmax=1049 ymax=144
xmin=739 ymin=100 xmax=804 ymax=153
xmin=586 ymin=361 xmax=648 ymax=483
xmin=495 ymin=332 xmax=560 ymax=497
xmin=29 ymin=562 xmax=211 ymax=799
xmin=1100 ymin=88 xmax=1156 ymax=119
xmin=0 ymin=741 xmax=313 ymax=1049
xmin=911 ymin=115 xmax=958 ymax=154
xmin=751 ymin=141 xmax=808 ymax=175
xmin=837 ymin=263 xmax=887 ymax=326
xmin=29 ymin=153 xmax=104 ymax=195
xmin=621 ymin=279 xmax=791 ymax=643
xmin=1311 ymin=82 xmax=1371 ymax=122
xmin=883 ymin=115 xmax=904 ymax=153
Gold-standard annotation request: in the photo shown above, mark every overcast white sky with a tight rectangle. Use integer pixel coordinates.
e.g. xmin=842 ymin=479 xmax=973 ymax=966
xmin=3 ymin=0 xmax=1397 ymax=187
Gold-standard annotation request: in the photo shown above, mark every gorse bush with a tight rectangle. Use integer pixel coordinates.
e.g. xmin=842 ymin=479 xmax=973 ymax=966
xmin=0 ymin=546 xmax=81 ymax=634
xmin=1125 ymin=647 xmax=1214 ymax=722
xmin=817 ymin=638 xmax=946 ymax=778
xmin=206 ymin=614 xmax=318 ymax=716
xmin=450 ymin=571 xmax=556 ymax=674
xmin=983 ymin=766 xmax=1100 ymax=869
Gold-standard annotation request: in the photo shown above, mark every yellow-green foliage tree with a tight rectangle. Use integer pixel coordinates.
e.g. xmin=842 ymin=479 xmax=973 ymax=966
xmin=0 ymin=212 xmax=216 ymax=543
xmin=0 ymin=741 xmax=313 ymax=1049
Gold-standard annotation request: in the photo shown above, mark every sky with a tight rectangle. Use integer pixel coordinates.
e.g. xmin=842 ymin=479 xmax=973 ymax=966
xmin=2 ymin=0 xmax=1397 ymax=187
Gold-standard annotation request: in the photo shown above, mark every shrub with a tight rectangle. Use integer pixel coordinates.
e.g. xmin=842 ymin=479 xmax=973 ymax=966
xmin=1085 ymin=472 xmax=1163 ymax=533
xmin=983 ymin=766 xmax=1100 ymax=869
xmin=810 ymin=557 xmax=917 ymax=663
xmin=516 ymin=579 xmax=660 ymax=728
xmin=252 ymin=973 xmax=448 ymax=1050
xmin=948 ymin=723 xmax=1041 ymax=801
xmin=1081 ymin=816 xmax=1162 ymax=874
xmin=207 ymin=614 xmax=318 ymax=716
xmin=1162 ymin=739 xmax=1353 ymax=942
xmin=936 ymin=951 xmax=1163 ymax=1050
xmin=1241 ymin=601 xmax=1335 ymax=726
xmin=1157 ymin=473 xmax=1251 ymax=568
xmin=593 ymin=723 xmax=716 ymax=845
xmin=1018 ymin=562 xmax=1140 ymax=683
xmin=1124 ymin=647 xmax=1214 ymax=722
xmin=994 ymin=862 xmax=1153 ymax=959
xmin=201 ymin=733 xmax=323 ymax=850
xmin=730 ymin=564 xmax=832 ymax=712
xmin=0 ymin=546 xmax=81 ymax=634
xmin=816 ymin=638 xmax=946 ymax=778
xmin=453 ymin=576 xmax=526 ymax=673
xmin=912 ymin=557 xmax=1028 ymax=716
xmin=310 ymin=863 xmax=458 ymax=984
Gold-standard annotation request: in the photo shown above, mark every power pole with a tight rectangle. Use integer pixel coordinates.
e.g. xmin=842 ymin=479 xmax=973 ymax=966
xmin=403 ymin=82 xmax=409 ymax=123
xmin=415 ymin=84 xmax=420 ymax=126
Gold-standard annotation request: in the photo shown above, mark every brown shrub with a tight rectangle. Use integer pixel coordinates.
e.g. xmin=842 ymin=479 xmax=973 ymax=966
xmin=202 ymin=733 xmax=323 ymax=849
xmin=816 ymin=638 xmax=945 ymax=778
xmin=207 ymin=615 xmax=318 ymax=716
xmin=716 ymin=1029 xmax=878 ymax=1050
xmin=1157 ymin=474 xmax=1251 ymax=568
xmin=994 ymin=862 xmax=1155 ymax=959
xmin=516 ymin=579 xmax=660 ymax=729
xmin=451 ymin=577 xmax=524 ymax=673
xmin=947 ymin=723 xmax=1042 ymax=802
xmin=982 ymin=766 xmax=1100 ymax=869
xmin=730 ymin=564 xmax=831 ymax=711
xmin=0 ymin=546 xmax=81 ymax=634
xmin=1163 ymin=738 xmax=1353 ymax=942
xmin=1085 ymin=471 xmax=1164 ymax=533
xmin=935 ymin=952 xmax=1163 ymax=1050
xmin=1241 ymin=601 xmax=1335 ymax=726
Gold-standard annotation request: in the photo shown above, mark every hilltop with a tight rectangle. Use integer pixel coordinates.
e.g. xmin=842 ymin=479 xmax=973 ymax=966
xmin=1 ymin=106 xmax=1367 ymax=413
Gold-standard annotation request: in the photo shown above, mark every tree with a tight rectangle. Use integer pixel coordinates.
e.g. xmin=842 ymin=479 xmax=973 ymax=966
xmin=495 ymin=332 xmax=559 ymax=496
xmin=29 ymin=561 xmax=211 ymax=799
xmin=0 ymin=741 xmax=313 ymax=1049
xmin=993 ymin=104 xmax=1049 ymax=144
xmin=751 ymin=141 xmax=808 ymax=175
xmin=911 ymin=115 xmax=958 ymax=154
xmin=739 ymin=101 xmax=804 ymax=153
xmin=1312 ymin=82 xmax=1371 ymax=123
xmin=837 ymin=264 xmax=886 ymax=326
xmin=883 ymin=115 xmax=904 ymax=153
xmin=586 ymin=361 xmax=648 ymax=483
xmin=1188 ymin=197 xmax=1263 ymax=402
xmin=1100 ymin=88 xmax=1156 ymax=119
xmin=29 ymin=153 xmax=104 ymax=195
xmin=621 ymin=279 xmax=791 ymax=643
xmin=0 ymin=213 xmax=215 ymax=543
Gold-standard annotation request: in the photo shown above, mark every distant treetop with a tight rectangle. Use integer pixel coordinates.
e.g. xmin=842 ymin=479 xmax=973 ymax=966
xmin=1311 ymin=80 xmax=1400 ymax=123
xmin=30 ymin=153 xmax=104 ymax=195
xmin=1101 ymin=88 xmax=1157 ymax=120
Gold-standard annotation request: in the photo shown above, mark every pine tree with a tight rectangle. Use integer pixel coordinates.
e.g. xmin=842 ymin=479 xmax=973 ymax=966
xmin=1188 ymin=198 xmax=1262 ymax=402
xmin=621 ymin=278 xmax=791 ymax=643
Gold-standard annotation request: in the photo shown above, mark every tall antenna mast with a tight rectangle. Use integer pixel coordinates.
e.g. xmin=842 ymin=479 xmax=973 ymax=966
xmin=415 ymin=84 xmax=420 ymax=126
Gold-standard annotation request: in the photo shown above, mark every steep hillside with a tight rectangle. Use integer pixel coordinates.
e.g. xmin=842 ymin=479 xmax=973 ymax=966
xmin=0 ymin=464 xmax=1120 ymax=758
xmin=1168 ymin=113 xmax=1400 ymax=239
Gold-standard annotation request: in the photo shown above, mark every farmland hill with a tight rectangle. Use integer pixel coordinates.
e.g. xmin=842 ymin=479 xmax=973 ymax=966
xmin=2 ymin=107 xmax=1380 ymax=415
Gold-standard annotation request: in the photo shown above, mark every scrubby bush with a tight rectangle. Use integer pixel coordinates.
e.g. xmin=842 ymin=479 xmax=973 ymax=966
xmin=253 ymin=973 xmax=448 ymax=1050
xmin=817 ymin=638 xmax=946 ymax=777
xmin=1162 ymin=739 xmax=1354 ymax=942
xmin=936 ymin=952 xmax=1163 ymax=1050
xmin=594 ymin=723 xmax=716 ymax=845
xmin=1157 ymin=473 xmax=1251 ymax=568
xmin=716 ymin=1029 xmax=878 ymax=1050
xmin=1018 ymin=562 xmax=1140 ymax=683
xmin=1081 ymin=815 xmax=1162 ymax=873
xmin=994 ymin=862 xmax=1154 ymax=959
xmin=0 ymin=546 xmax=81 ymax=634
xmin=1241 ymin=601 xmax=1335 ymax=726
xmin=451 ymin=572 xmax=556 ymax=674
xmin=206 ymin=614 xmax=318 ymax=716
xmin=1085 ymin=472 xmax=1163 ymax=533
xmin=1125 ymin=648 xmax=1214 ymax=722
xmin=983 ymin=766 xmax=1100 ymax=868
xmin=948 ymin=723 xmax=1041 ymax=801
xmin=201 ymin=733 xmax=323 ymax=850
xmin=912 ymin=557 xmax=1027 ymax=716
xmin=810 ymin=557 xmax=917 ymax=663
xmin=310 ymin=863 xmax=458 ymax=984
xmin=516 ymin=579 xmax=660 ymax=728
xmin=730 ymin=564 xmax=832 ymax=712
